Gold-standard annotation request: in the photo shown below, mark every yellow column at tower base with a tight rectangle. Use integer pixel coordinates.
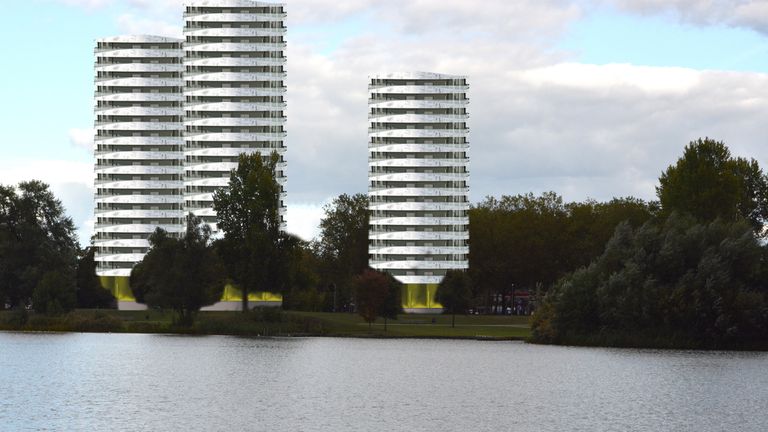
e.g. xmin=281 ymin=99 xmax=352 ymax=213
xmin=98 ymin=276 xmax=282 ymax=304
xmin=402 ymin=284 xmax=443 ymax=311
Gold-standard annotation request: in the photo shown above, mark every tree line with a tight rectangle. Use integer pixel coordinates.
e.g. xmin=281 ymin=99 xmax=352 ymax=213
xmin=3 ymin=138 xmax=767 ymax=346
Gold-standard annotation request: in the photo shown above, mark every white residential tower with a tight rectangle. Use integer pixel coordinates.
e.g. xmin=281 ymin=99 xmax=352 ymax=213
xmin=368 ymin=72 xmax=470 ymax=313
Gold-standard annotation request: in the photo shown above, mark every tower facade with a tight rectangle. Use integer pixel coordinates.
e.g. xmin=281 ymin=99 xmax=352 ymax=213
xmin=93 ymin=1 xmax=286 ymax=309
xmin=183 ymin=0 xmax=287 ymax=231
xmin=367 ymin=72 xmax=470 ymax=313
xmin=93 ymin=36 xmax=185 ymax=308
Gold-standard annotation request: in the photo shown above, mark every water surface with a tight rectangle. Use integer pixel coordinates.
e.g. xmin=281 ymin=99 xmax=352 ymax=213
xmin=1 ymin=333 xmax=766 ymax=431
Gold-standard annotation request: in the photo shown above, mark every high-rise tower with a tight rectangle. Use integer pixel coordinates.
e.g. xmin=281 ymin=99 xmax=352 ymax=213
xmin=368 ymin=72 xmax=470 ymax=313
xmin=182 ymin=0 xmax=287 ymax=231
xmin=93 ymin=36 xmax=185 ymax=308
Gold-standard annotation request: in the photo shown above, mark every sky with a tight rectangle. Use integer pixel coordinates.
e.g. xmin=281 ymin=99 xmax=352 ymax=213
xmin=2 ymin=0 xmax=768 ymax=244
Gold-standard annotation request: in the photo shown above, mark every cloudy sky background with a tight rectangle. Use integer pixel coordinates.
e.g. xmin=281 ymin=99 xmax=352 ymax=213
xmin=2 ymin=0 xmax=768 ymax=244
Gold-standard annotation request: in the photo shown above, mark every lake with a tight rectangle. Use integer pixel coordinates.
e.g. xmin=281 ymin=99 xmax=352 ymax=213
xmin=1 ymin=332 xmax=766 ymax=431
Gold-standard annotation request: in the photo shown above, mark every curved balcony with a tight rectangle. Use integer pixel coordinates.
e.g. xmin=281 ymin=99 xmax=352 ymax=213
xmin=95 ymin=165 xmax=182 ymax=175
xmin=94 ymin=239 xmax=151 ymax=249
xmin=189 ymin=207 xmax=217 ymax=218
xmin=370 ymin=172 xmax=469 ymax=183
xmin=369 ymin=231 xmax=469 ymax=241
xmin=184 ymin=162 xmax=237 ymax=173
xmin=184 ymin=192 xmax=214 ymax=202
xmin=184 ymin=56 xmax=286 ymax=68
xmin=369 ymin=202 xmax=469 ymax=212
xmin=96 ymin=137 xmax=184 ymax=146
xmin=368 ymin=187 xmax=469 ymax=198
xmin=185 ymin=147 xmax=282 ymax=157
xmin=95 ymin=49 xmax=182 ymax=59
xmin=369 ymin=99 xmax=469 ymax=110
xmin=393 ymin=275 xmax=447 ymax=285
xmin=95 ymin=195 xmax=184 ymax=205
xmin=184 ymin=132 xmax=287 ymax=141
xmin=369 ymin=129 xmax=468 ymax=139
xmin=95 ymin=180 xmax=184 ymax=190
xmin=183 ymin=42 xmax=286 ymax=53
xmin=95 ymin=268 xmax=132 ymax=277
xmin=184 ymin=27 xmax=286 ymax=38
xmin=369 ymin=158 xmax=469 ymax=168
xmin=95 ymin=122 xmax=184 ymax=131
xmin=369 ymin=246 xmax=469 ymax=256
xmin=368 ymin=113 xmax=469 ymax=122
xmin=184 ymin=72 xmax=286 ymax=82
xmin=96 ymin=151 xmax=183 ymax=161
xmin=96 ymin=107 xmax=182 ymax=117
xmin=95 ymin=92 xmax=184 ymax=102
xmin=94 ymin=253 xmax=147 ymax=263
xmin=369 ymin=85 xmax=468 ymax=95
xmin=183 ymin=101 xmax=286 ymax=112
xmin=369 ymin=216 xmax=469 ymax=226
xmin=184 ymin=87 xmax=286 ymax=98
xmin=369 ymin=260 xmax=469 ymax=270
xmin=368 ymin=143 xmax=469 ymax=153
xmin=94 ymin=223 xmax=185 ymax=234
xmin=184 ymin=177 xmax=230 ymax=188
xmin=96 ymin=63 xmax=184 ymax=73
xmin=184 ymin=13 xmax=287 ymax=22
xmin=96 ymin=77 xmax=182 ymax=88
xmin=184 ymin=117 xmax=284 ymax=128
xmin=95 ymin=209 xmax=185 ymax=219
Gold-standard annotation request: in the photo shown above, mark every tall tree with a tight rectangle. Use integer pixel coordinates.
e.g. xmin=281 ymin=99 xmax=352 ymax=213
xmin=0 ymin=181 xmax=78 ymax=310
xmin=314 ymin=193 xmax=369 ymax=311
xmin=657 ymin=138 xmax=768 ymax=232
xmin=353 ymin=269 xmax=395 ymax=330
xmin=213 ymin=151 xmax=293 ymax=311
xmin=130 ymin=215 xmax=225 ymax=326
xmin=436 ymin=270 xmax=472 ymax=328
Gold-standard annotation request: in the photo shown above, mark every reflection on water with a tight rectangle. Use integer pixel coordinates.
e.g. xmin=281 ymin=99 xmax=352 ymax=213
xmin=1 ymin=333 xmax=766 ymax=431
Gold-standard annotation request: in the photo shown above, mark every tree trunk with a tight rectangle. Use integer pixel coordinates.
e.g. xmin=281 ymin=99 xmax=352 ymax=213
xmin=241 ymin=288 xmax=248 ymax=313
xmin=384 ymin=317 xmax=388 ymax=332
xmin=452 ymin=312 xmax=456 ymax=328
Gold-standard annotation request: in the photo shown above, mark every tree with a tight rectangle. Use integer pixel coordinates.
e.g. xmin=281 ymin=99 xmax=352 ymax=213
xmin=32 ymin=270 xmax=76 ymax=315
xmin=532 ymin=214 xmax=768 ymax=348
xmin=314 ymin=193 xmax=369 ymax=311
xmin=379 ymin=272 xmax=402 ymax=332
xmin=76 ymin=246 xmax=116 ymax=309
xmin=657 ymin=138 xmax=768 ymax=232
xmin=436 ymin=270 xmax=472 ymax=328
xmin=213 ymin=151 xmax=294 ymax=311
xmin=0 ymin=181 xmax=79 ymax=310
xmin=353 ymin=269 xmax=398 ymax=330
xmin=130 ymin=215 xmax=225 ymax=326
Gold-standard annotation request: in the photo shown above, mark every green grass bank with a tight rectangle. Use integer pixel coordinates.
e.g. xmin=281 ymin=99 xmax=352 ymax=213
xmin=0 ymin=309 xmax=531 ymax=340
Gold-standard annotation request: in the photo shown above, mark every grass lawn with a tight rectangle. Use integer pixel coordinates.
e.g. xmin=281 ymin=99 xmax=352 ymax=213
xmin=289 ymin=311 xmax=531 ymax=339
xmin=1 ymin=309 xmax=531 ymax=340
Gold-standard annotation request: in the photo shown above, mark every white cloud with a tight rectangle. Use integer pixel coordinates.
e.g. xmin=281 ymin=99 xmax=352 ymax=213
xmin=68 ymin=128 xmax=94 ymax=152
xmin=0 ymin=160 xmax=95 ymax=246
xmin=286 ymin=202 xmax=328 ymax=241
xmin=609 ymin=0 xmax=768 ymax=34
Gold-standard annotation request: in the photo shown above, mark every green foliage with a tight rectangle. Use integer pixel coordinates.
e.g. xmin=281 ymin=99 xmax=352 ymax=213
xmin=213 ymin=151 xmax=296 ymax=311
xmin=313 ymin=193 xmax=369 ymax=311
xmin=32 ymin=270 xmax=76 ymax=315
xmin=657 ymin=138 xmax=768 ymax=232
xmin=436 ymin=270 xmax=473 ymax=327
xmin=353 ymin=268 xmax=401 ymax=329
xmin=76 ymin=247 xmax=115 ymax=309
xmin=0 ymin=181 xmax=79 ymax=310
xmin=469 ymin=192 xmax=656 ymax=311
xmin=130 ymin=215 xmax=225 ymax=326
xmin=532 ymin=214 xmax=768 ymax=349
